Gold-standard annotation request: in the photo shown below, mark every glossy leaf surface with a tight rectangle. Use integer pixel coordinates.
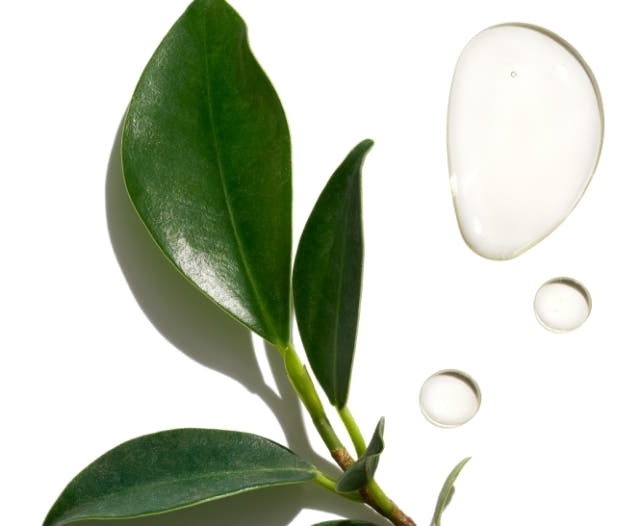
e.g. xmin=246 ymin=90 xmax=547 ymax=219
xmin=122 ymin=0 xmax=292 ymax=346
xmin=430 ymin=457 xmax=471 ymax=526
xmin=336 ymin=417 xmax=385 ymax=493
xmin=293 ymin=140 xmax=373 ymax=407
xmin=43 ymin=429 xmax=315 ymax=526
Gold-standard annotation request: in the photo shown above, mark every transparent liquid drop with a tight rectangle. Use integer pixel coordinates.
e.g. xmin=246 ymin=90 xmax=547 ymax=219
xmin=534 ymin=277 xmax=591 ymax=332
xmin=447 ymin=24 xmax=604 ymax=260
xmin=419 ymin=370 xmax=481 ymax=428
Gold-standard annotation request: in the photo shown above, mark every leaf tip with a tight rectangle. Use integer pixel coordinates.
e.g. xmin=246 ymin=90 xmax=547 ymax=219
xmin=431 ymin=456 xmax=472 ymax=526
xmin=374 ymin=417 xmax=385 ymax=450
xmin=355 ymin=138 xmax=375 ymax=157
xmin=377 ymin=416 xmax=386 ymax=433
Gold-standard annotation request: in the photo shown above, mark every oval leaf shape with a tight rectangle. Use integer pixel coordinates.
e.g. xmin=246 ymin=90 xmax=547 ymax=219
xmin=122 ymin=0 xmax=292 ymax=346
xmin=336 ymin=417 xmax=385 ymax=493
xmin=293 ymin=140 xmax=373 ymax=407
xmin=431 ymin=457 xmax=471 ymax=526
xmin=43 ymin=429 xmax=316 ymax=526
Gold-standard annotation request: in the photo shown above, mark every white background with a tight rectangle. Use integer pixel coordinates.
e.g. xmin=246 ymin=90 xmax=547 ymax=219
xmin=2 ymin=1 xmax=637 ymax=525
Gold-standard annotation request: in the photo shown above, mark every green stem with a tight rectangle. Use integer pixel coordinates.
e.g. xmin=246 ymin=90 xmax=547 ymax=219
xmin=339 ymin=405 xmax=400 ymax=518
xmin=281 ymin=344 xmax=343 ymax=453
xmin=280 ymin=344 xmax=416 ymax=526
xmin=366 ymin=479 xmax=394 ymax=516
xmin=313 ymin=471 xmax=337 ymax=492
xmin=338 ymin=406 xmax=366 ymax=456
xmin=314 ymin=472 xmax=364 ymax=502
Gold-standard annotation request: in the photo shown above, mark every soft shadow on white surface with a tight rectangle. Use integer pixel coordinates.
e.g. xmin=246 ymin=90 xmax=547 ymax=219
xmin=105 ymin=118 xmax=384 ymax=525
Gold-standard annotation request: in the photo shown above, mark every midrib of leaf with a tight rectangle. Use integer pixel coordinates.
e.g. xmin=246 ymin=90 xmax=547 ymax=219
xmin=91 ymin=466 xmax=314 ymax=501
xmin=331 ymin=188 xmax=354 ymax=405
xmin=199 ymin=15 xmax=283 ymax=345
xmin=63 ymin=466 xmax=314 ymax=522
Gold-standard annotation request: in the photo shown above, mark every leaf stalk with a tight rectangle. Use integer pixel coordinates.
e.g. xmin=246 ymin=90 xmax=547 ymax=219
xmin=313 ymin=472 xmax=364 ymax=503
xmin=338 ymin=406 xmax=367 ymax=457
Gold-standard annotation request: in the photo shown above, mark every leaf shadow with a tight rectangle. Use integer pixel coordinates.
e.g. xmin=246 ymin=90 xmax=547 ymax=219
xmin=104 ymin=115 xmax=384 ymax=526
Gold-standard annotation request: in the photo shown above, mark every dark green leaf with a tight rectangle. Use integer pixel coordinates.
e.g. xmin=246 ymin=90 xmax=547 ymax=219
xmin=293 ymin=139 xmax=373 ymax=407
xmin=431 ymin=457 xmax=471 ymax=526
xmin=313 ymin=521 xmax=379 ymax=525
xmin=43 ymin=429 xmax=316 ymax=526
xmin=122 ymin=0 xmax=292 ymax=346
xmin=336 ymin=417 xmax=384 ymax=493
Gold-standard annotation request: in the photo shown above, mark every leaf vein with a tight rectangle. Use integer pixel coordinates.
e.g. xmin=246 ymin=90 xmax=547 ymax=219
xmin=96 ymin=466 xmax=314 ymax=501
xmin=198 ymin=13 xmax=282 ymax=345
xmin=331 ymin=198 xmax=351 ymax=404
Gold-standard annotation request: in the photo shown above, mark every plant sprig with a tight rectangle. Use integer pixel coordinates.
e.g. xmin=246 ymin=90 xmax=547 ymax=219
xmin=43 ymin=1 xmax=469 ymax=525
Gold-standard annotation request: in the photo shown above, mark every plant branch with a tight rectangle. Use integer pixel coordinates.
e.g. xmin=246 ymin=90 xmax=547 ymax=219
xmin=282 ymin=344 xmax=344 ymax=453
xmin=340 ymin=405 xmax=416 ymax=526
xmin=280 ymin=344 xmax=416 ymax=526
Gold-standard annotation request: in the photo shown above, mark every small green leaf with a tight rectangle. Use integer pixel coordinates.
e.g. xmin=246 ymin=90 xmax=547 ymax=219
xmin=313 ymin=521 xmax=379 ymax=526
xmin=336 ymin=417 xmax=385 ymax=493
xmin=43 ymin=429 xmax=316 ymax=526
xmin=293 ymin=139 xmax=373 ymax=408
xmin=122 ymin=0 xmax=292 ymax=346
xmin=431 ymin=457 xmax=471 ymax=526
xmin=443 ymin=486 xmax=456 ymax=510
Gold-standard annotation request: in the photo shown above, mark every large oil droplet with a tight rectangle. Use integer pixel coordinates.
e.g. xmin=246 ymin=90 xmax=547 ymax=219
xmin=534 ymin=277 xmax=591 ymax=332
xmin=419 ymin=370 xmax=481 ymax=428
xmin=448 ymin=24 xmax=604 ymax=260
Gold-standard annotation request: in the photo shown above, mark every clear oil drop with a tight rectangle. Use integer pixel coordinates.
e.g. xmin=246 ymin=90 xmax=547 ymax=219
xmin=534 ymin=277 xmax=591 ymax=332
xmin=419 ymin=369 xmax=481 ymax=428
xmin=447 ymin=24 xmax=604 ymax=259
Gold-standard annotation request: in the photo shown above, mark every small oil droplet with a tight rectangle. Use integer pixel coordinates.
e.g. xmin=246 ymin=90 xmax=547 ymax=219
xmin=419 ymin=370 xmax=481 ymax=428
xmin=510 ymin=70 xmax=517 ymax=78
xmin=534 ymin=277 xmax=591 ymax=332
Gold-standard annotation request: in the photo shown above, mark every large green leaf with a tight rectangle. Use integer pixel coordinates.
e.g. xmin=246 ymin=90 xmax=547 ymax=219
xmin=430 ymin=457 xmax=471 ymax=526
xmin=43 ymin=429 xmax=316 ymax=526
xmin=293 ymin=140 xmax=373 ymax=407
xmin=336 ymin=417 xmax=385 ymax=493
xmin=122 ymin=0 xmax=292 ymax=346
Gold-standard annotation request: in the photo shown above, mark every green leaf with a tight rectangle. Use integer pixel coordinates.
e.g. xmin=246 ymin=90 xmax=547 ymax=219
xmin=431 ymin=457 xmax=471 ymax=526
xmin=313 ymin=521 xmax=379 ymax=525
xmin=293 ymin=139 xmax=373 ymax=407
xmin=122 ymin=0 xmax=292 ymax=346
xmin=336 ymin=417 xmax=384 ymax=493
xmin=43 ymin=429 xmax=316 ymax=526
